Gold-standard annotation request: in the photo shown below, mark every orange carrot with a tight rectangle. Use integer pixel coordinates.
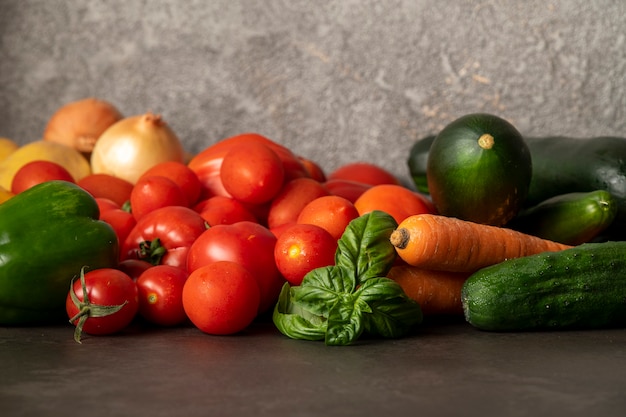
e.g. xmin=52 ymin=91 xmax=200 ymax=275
xmin=389 ymin=214 xmax=572 ymax=273
xmin=387 ymin=265 xmax=469 ymax=316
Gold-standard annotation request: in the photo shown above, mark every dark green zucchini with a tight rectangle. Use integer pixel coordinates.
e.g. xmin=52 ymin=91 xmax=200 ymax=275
xmin=407 ymin=135 xmax=435 ymax=194
xmin=426 ymin=113 xmax=532 ymax=226
xmin=506 ymin=190 xmax=617 ymax=245
xmin=461 ymin=241 xmax=626 ymax=331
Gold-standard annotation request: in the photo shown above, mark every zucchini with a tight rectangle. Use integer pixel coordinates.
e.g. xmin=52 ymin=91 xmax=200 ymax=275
xmin=407 ymin=135 xmax=435 ymax=194
xmin=426 ymin=113 xmax=532 ymax=226
xmin=506 ymin=190 xmax=617 ymax=245
xmin=461 ymin=241 xmax=626 ymax=331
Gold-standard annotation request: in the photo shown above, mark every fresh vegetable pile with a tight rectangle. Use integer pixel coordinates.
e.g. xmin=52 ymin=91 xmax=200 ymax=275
xmin=1 ymin=99 xmax=625 ymax=345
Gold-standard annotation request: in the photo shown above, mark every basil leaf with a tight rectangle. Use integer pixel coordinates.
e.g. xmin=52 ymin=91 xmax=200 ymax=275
xmin=272 ymin=282 xmax=326 ymax=341
xmin=325 ymin=295 xmax=369 ymax=346
xmin=357 ymin=278 xmax=423 ymax=338
xmin=335 ymin=210 xmax=398 ymax=283
xmin=294 ymin=265 xmax=356 ymax=316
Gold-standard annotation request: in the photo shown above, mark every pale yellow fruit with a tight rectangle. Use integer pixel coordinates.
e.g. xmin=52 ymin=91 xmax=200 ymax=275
xmin=0 ymin=137 xmax=19 ymax=161
xmin=0 ymin=140 xmax=91 ymax=190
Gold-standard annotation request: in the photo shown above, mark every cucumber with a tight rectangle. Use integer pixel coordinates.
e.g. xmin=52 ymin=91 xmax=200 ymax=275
xmin=506 ymin=190 xmax=617 ymax=245
xmin=461 ymin=241 xmax=626 ymax=331
xmin=426 ymin=113 xmax=532 ymax=226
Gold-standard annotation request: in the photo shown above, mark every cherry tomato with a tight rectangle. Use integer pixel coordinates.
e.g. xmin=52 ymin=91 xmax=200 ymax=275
xmin=196 ymin=195 xmax=258 ymax=226
xmin=296 ymin=195 xmax=360 ymax=240
xmin=138 ymin=161 xmax=202 ymax=207
xmin=328 ymin=162 xmax=400 ymax=186
xmin=220 ymin=141 xmax=285 ymax=204
xmin=77 ymin=173 xmax=134 ymax=206
xmin=188 ymin=132 xmax=309 ymax=199
xmin=11 ymin=160 xmax=75 ymax=194
xmin=66 ymin=267 xmax=139 ymax=342
xmin=182 ymin=261 xmax=260 ymax=335
xmin=100 ymin=208 xmax=136 ymax=245
xmin=274 ymin=223 xmax=338 ymax=286
xmin=96 ymin=197 xmax=121 ymax=214
xmin=267 ymin=177 xmax=329 ymax=229
xmin=323 ymin=178 xmax=372 ymax=203
xmin=298 ymin=156 xmax=327 ymax=183
xmin=136 ymin=265 xmax=189 ymax=326
xmin=354 ymin=184 xmax=435 ymax=224
xmin=130 ymin=175 xmax=188 ymax=221
xmin=122 ymin=206 xmax=207 ymax=269
xmin=186 ymin=221 xmax=284 ymax=313
xmin=117 ymin=259 xmax=153 ymax=281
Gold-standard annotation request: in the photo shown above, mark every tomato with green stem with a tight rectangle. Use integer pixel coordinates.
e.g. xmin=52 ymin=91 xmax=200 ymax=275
xmin=66 ymin=267 xmax=139 ymax=343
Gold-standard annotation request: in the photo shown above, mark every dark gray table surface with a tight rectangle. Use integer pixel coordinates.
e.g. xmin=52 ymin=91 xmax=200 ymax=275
xmin=2 ymin=317 xmax=625 ymax=417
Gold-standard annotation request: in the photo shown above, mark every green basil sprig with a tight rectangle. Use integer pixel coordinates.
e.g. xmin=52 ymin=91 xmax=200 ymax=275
xmin=272 ymin=210 xmax=423 ymax=346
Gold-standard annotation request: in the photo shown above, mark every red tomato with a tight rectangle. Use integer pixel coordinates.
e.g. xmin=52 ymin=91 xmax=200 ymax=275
xmin=197 ymin=195 xmax=258 ymax=226
xmin=11 ymin=161 xmax=75 ymax=194
xmin=130 ymin=175 xmax=188 ymax=221
xmin=354 ymin=184 xmax=435 ymax=224
xmin=328 ymin=162 xmax=400 ymax=186
xmin=267 ymin=177 xmax=330 ymax=229
xmin=100 ymin=208 xmax=136 ymax=245
xmin=186 ymin=221 xmax=284 ymax=313
xmin=220 ymin=141 xmax=285 ymax=204
xmin=122 ymin=206 xmax=207 ymax=269
xmin=187 ymin=132 xmax=309 ymax=199
xmin=138 ymin=161 xmax=202 ymax=207
xmin=182 ymin=261 xmax=260 ymax=335
xmin=274 ymin=223 xmax=338 ymax=286
xmin=136 ymin=265 xmax=189 ymax=326
xmin=297 ymin=156 xmax=327 ymax=182
xmin=323 ymin=178 xmax=372 ymax=203
xmin=78 ymin=173 xmax=134 ymax=206
xmin=96 ymin=197 xmax=121 ymax=214
xmin=66 ymin=268 xmax=139 ymax=340
xmin=117 ymin=259 xmax=153 ymax=281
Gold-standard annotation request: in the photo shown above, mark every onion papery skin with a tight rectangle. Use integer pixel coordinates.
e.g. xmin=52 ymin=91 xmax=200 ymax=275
xmin=90 ymin=113 xmax=186 ymax=184
xmin=43 ymin=97 xmax=123 ymax=157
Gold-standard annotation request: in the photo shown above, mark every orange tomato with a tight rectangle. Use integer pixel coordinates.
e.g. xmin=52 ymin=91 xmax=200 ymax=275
xmin=354 ymin=184 xmax=435 ymax=224
xmin=296 ymin=195 xmax=360 ymax=240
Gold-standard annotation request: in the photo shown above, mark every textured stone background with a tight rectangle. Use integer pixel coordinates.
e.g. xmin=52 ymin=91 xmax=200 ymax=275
xmin=1 ymin=0 xmax=625 ymax=183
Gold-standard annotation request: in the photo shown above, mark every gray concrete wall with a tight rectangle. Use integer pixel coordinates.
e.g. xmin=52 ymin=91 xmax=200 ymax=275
xmin=1 ymin=0 xmax=624 ymax=183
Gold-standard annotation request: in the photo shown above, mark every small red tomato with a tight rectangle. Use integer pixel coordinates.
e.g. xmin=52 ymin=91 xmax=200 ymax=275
xmin=138 ymin=161 xmax=203 ymax=207
xmin=328 ymin=162 xmax=400 ymax=186
xmin=136 ymin=265 xmax=189 ymax=326
xmin=197 ymin=195 xmax=258 ymax=226
xmin=66 ymin=267 xmax=139 ymax=342
xmin=96 ymin=197 xmax=121 ymax=214
xmin=11 ymin=160 xmax=75 ymax=194
xmin=267 ymin=177 xmax=329 ymax=229
xmin=220 ymin=141 xmax=285 ymax=204
xmin=182 ymin=261 xmax=260 ymax=335
xmin=117 ymin=259 xmax=153 ymax=281
xmin=130 ymin=175 xmax=188 ymax=221
xmin=186 ymin=221 xmax=283 ymax=313
xmin=99 ymin=208 xmax=136 ymax=246
xmin=323 ymin=178 xmax=372 ymax=203
xmin=78 ymin=173 xmax=134 ymax=207
xmin=274 ymin=223 xmax=338 ymax=285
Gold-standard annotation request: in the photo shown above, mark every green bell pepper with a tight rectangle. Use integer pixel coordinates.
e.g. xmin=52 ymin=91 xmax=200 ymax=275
xmin=0 ymin=180 xmax=119 ymax=325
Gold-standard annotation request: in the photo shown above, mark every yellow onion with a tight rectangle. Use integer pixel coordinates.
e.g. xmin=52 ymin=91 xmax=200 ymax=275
xmin=90 ymin=112 xmax=186 ymax=184
xmin=43 ymin=97 xmax=123 ymax=157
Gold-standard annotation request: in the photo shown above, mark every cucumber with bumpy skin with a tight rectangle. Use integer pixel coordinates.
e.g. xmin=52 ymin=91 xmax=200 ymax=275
xmin=461 ymin=241 xmax=626 ymax=331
